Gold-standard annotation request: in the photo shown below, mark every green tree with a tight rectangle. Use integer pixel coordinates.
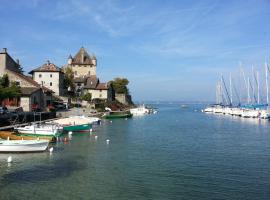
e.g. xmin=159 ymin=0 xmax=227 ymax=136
xmin=0 ymin=74 xmax=9 ymax=87
xmin=81 ymin=93 xmax=92 ymax=102
xmin=0 ymin=75 xmax=21 ymax=102
xmin=111 ymin=78 xmax=129 ymax=94
xmin=64 ymin=67 xmax=75 ymax=91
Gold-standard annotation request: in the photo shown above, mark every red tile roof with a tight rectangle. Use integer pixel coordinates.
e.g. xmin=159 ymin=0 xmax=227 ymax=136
xmin=29 ymin=61 xmax=62 ymax=74
xmin=96 ymin=83 xmax=108 ymax=90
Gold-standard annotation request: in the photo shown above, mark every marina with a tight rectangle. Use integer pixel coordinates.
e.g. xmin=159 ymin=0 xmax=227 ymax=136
xmin=203 ymin=61 xmax=270 ymax=120
xmin=1 ymin=1 xmax=270 ymax=199
xmin=1 ymin=103 xmax=270 ymax=199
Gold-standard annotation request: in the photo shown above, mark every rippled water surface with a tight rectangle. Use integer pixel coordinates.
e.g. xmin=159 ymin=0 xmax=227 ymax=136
xmin=1 ymin=104 xmax=270 ymax=200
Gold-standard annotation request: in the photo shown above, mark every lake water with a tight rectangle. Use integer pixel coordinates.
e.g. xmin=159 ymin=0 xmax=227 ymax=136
xmin=1 ymin=103 xmax=270 ymax=200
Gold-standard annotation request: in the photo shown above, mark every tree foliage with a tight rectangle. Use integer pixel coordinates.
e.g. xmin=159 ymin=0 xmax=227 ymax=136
xmin=111 ymin=78 xmax=129 ymax=94
xmin=64 ymin=67 xmax=75 ymax=91
xmin=81 ymin=93 xmax=92 ymax=102
xmin=0 ymin=74 xmax=21 ymax=101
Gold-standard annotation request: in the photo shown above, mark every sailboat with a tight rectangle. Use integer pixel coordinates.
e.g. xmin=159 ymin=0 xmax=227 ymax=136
xmin=15 ymin=123 xmax=63 ymax=137
xmin=0 ymin=139 xmax=49 ymax=152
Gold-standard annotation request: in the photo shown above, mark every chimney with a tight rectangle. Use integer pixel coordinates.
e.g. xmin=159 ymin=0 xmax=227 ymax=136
xmin=3 ymin=48 xmax=7 ymax=53
xmin=16 ymin=59 xmax=20 ymax=65
xmin=47 ymin=60 xmax=50 ymax=66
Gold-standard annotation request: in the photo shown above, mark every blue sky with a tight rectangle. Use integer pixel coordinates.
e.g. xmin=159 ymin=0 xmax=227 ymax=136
xmin=1 ymin=0 xmax=270 ymax=102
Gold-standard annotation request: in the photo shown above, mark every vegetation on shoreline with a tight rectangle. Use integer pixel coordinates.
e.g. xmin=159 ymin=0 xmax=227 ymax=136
xmin=0 ymin=74 xmax=21 ymax=102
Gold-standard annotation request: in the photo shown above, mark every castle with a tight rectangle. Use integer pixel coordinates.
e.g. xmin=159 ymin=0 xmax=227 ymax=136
xmin=0 ymin=47 xmax=113 ymax=111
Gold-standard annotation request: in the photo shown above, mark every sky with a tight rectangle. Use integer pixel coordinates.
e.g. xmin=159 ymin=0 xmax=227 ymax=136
xmin=1 ymin=0 xmax=270 ymax=102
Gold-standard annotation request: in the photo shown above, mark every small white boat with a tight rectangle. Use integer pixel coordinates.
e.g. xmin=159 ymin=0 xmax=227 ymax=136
xmin=15 ymin=124 xmax=63 ymax=137
xmin=259 ymin=109 xmax=270 ymax=119
xmin=241 ymin=109 xmax=260 ymax=118
xmin=130 ymin=105 xmax=149 ymax=115
xmin=231 ymin=108 xmax=242 ymax=116
xmin=0 ymin=139 xmax=49 ymax=152
xmin=222 ymin=107 xmax=232 ymax=115
xmin=202 ymin=107 xmax=214 ymax=112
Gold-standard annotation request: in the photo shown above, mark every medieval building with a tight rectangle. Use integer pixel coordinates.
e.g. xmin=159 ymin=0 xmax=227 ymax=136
xmin=65 ymin=47 xmax=113 ymax=101
xmin=0 ymin=48 xmax=53 ymax=111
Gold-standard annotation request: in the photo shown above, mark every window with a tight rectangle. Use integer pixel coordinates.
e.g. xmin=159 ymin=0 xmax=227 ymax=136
xmin=88 ymin=71 xmax=90 ymax=75
xmin=99 ymin=94 xmax=102 ymax=98
xmin=15 ymin=81 xmax=20 ymax=86
xmin=50 ymin=82 xmax=52 ymax=86
xmin=100 ymin=90 xmax=102 ymax=92
xmin=39 ymin=74 xmax=42 ymax=78
xmin=50 ymin=74 xmax=52 ymax=78
xmin=77 ymin=83 xmax=81 ymax=86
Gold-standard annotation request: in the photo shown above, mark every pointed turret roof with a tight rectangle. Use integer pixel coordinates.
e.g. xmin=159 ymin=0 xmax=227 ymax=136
xmin=71 ymin=47 xmax=93 ymax=65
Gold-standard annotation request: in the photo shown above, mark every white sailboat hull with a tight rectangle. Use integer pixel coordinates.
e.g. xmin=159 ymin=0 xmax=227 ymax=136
xmin=15 ymin=124 xmax=62 ymax=136
xmin=0 ymin=140 xmax=49 ymax=152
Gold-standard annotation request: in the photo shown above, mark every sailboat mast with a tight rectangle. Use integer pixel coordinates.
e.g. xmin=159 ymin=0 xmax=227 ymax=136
xmin=216 ymin=82 xmax=218 ymax=104
xmin=252 ymin=65 xmax=256 ymax=104
xmin=265 ymin=60 xmax=269 ymax=105
xmin=230 ymin=73 xmax=233 ymax=105
xmin=240 ymin=63 xmax=248 ymax=104
xmin=257 ymin=71 xmax=260 ymax=104
xmin=247 ymin=77 xmax=250 ymax=104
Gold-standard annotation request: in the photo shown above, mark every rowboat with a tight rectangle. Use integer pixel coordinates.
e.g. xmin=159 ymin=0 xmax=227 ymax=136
xmin=0 ymin=139 xmax=49 ymax=152
xmin=0 ymin=131 xmax=56 ymax=142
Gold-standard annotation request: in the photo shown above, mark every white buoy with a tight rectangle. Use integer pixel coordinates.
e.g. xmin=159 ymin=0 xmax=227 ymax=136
xmin=90 ymin=128 xmax=93 ymax=132
xmin=95 ymin=135 xmax=98 ymax=140
xmin=49 ymin=147 xmax=54 ymax=153
xmin=37 ymin=137 xmax=40 ymax=140
xmin=7 ymin=137 xmax=9 ymax=141
xmin=110 ymin=121 xmax=113 ymax=123
xmin=125 ymin=118 xmax=128 ymax=120
xmin=7 ymin=156 xmax=12 ymax=163
xmin=106 ymin=139 xmax=110 ymax=144
xmin=68 ymin=131 xmax=72 ymax=135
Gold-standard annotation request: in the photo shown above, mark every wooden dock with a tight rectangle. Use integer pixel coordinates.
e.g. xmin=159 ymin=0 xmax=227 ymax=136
xmin=0 ymin=131 xmax=56 ymax=142
xmin=0 ymin=117 xmax=59 ymax=131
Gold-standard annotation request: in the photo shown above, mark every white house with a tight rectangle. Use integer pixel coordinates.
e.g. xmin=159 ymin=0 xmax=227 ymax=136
xmin=29 ymin=60 xmax=64 ymax=96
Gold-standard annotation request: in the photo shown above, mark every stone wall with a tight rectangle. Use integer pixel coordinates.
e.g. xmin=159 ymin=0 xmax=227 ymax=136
xmin=69 ymin=64 xmax=96 ymax=78
xmin=115 ymin=93 xmax=133 ymax=105
xmin=5 ymin=70 xmax=34 ymax=87
xmin=84 ymin=89 xmax=108 ymax=100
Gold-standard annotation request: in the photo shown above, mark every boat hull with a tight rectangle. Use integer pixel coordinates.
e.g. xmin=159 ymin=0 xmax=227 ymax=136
xmin=0 ymin=140 xmax=49 ymax=152
xmin=63 ymin=124 xmax=92 ymax=132
xmin=103 ymin=113 xmax=133 ymax=119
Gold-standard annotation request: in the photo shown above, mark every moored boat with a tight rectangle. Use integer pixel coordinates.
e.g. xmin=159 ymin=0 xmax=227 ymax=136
xmin=51 ymin=117 xmax=93 ymax=132
xmin=130 ymin=105 xmax=149 ymax=115
xmin=103 ymin=111 xmax=133 ymax=119
xmin=15 ymin=124 xmax=63 ymax=137
xmin=0 ymin=139 xmax=49 ymax=152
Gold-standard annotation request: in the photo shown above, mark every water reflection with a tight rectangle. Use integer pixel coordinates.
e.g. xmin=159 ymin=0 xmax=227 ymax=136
xmin=1 ymin=156 xmax=85 ymax=186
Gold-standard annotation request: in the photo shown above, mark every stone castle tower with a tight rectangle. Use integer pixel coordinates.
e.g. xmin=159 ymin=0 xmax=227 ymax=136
xmin=67 ymin=47 xmax=97 ymax=78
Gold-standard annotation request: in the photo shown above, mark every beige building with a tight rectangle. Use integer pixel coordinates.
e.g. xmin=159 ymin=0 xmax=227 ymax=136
xmin=81 ymin=76 xmax=113 ymax=101
xmin=66 ymin=47 xmax=97 ymax=78
xmin=66 ymin=47 xmax=114 ymax=102
xmin=0 ymin=48 xmax=53 ymax=111
xmin=29 ymin=61 xmax=64 ymax=96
